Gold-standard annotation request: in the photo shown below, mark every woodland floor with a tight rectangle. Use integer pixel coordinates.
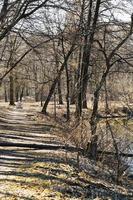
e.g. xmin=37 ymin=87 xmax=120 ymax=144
xmin=0 ymin=103 xmax=132 ymax=200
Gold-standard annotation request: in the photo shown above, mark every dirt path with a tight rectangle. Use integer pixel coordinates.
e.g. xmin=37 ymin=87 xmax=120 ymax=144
xmin=0 ymin=107 xmax=132 ymax=200
xmin=0 ymin=108 xmax=63 ymax=146
xmin=0 ymin=108 xmax=70 ymax=199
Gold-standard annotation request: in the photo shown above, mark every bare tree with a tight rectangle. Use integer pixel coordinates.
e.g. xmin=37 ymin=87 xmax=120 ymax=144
xmin=0 ymin=0 xmax=50 ymax=41
xmin=76 ymin=0 xmax=101 ymax=117
xmin=87 ymin=14 xmax=133 ymax=159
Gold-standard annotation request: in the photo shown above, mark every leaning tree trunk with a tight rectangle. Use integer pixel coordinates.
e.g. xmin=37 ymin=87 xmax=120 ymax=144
xmin=42 ymin=44 xmax=75 ymax=114
xmin=42 ymin=77 xmax=61 ymax=114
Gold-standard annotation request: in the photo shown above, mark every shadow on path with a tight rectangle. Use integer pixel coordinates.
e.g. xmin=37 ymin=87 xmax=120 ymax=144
xmin=0 ymin=109 xmax=132 ymax=199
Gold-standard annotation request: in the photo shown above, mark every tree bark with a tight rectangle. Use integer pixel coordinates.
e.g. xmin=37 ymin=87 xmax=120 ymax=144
xmin=40 ymin=85 xmax=44 ymax=107
xmin=4 ymin=83 xmax=8 ymax=102
xmin=20 ymin=86 xmax=24 ymax=101
xmin=42 ymin=44 xmax=75 ymax=114
xmin=70 ymin=70 xmax=77 ymax=105
xmin=77 ymin=0 xmax=93 ymax=117
xmin=15 ymin=87 xmax=19 ymax=102
xmin=87 ymin=16 xmax=133 ymax=159
xmin=57 ymin=78 xmax=63 ymax=105
xmin=75 ymin=46 xmax=83 ymax=118
xmin=87 ymin=66 xmax=110 ymax=158
xmin=65 ymin=63 xmax=70 ymax=121
xmin=77 ymin=0 xmax=101 ymax=118
xmin=79 ymin=0 xmax=101 ymax=158
xmin=9 ymin=72 xmax=15 ymax=105
xmin=83 ymin=95 xmax=88 ymax=108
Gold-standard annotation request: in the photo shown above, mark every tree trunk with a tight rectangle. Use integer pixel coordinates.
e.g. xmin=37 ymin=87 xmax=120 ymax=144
xmin=20 ymin=86 xmax=24 ymax=101
xmin=65 ymin=63 xmax=70 ymax=121
xmin=87 ymin=66 xmax=110 ymax=159
xmin=77 ymin=0 xmax=101 ymax=117
xmin=42 ymin=44 xmax=75 ymax=114
xmin=54 ymin=90 xmax=57 ymax=119
xmin=35 ymin=86 xmax=39 ymax=102
xmin=26 ymin=87 xmax=29 ymax=96
xmin=15 ymin=87 xmax=19 ymax=102
xmin=42 ymin=78 xmax=58 ymax=114
xmin=76 ymin=0 xmax=93 ymax=117
xmin=52 ymin=40 xmax=64 ymax=105
xmin=83 ymin=95 xmax=88 ymax=108
xmin=75 ymin=46 xmax=83 ymax=118
xmin=40 ymin=85 xmax=44 ymax=107
xmin=70 ymin=71 xmax=76 ymax=105
xmin=87 ymin=5 xmax=133 ymax=159
xmin=4 ymin=83 xmax=8 ymax=102
xmin=57 ymin=78 xmax=63 ymax=105
xmin=9 ymin=73 xmax=15 ymax=105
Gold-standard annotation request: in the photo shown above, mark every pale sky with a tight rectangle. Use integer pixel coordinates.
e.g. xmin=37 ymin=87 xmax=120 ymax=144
xmin=112 ymin=0 xmax=133 ymax=22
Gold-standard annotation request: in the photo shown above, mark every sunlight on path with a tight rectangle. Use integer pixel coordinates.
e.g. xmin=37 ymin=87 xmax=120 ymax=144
xmin=0 ymin=107 xmax=132 ymax=200
xmin=0 ymin=108 xmax=69 ymax=199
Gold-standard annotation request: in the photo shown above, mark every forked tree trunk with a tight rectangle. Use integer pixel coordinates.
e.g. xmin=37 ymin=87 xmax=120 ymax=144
xmin=76 ymin=0 xmax=93 ymax=117
xmin=77 ymin=0 xmax=101 ymax=118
